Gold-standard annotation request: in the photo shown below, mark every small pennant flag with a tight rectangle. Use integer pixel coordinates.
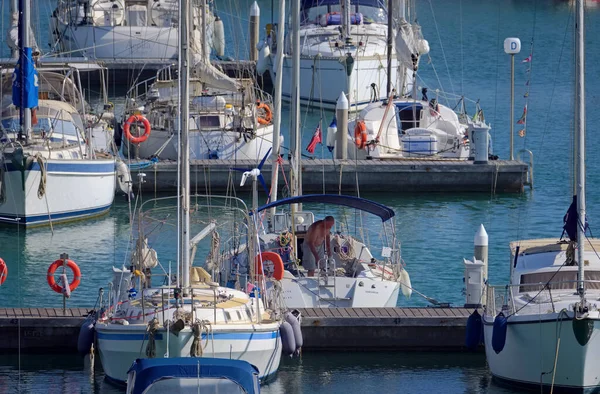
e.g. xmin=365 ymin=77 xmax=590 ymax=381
xmin=516 ymin=105 xmax=527 ymax=125
xmin=306 ymin=122 xmax=322 ymax=154
xmin=525 ymin=80 xmax=530 ymax=86
xmin=519 ymin=129 xmax=526 ymax=137
xmin=524 ymin=91 xmax=529 ymax=98
xmin=522 ymin=55 xmax=532 ymax=63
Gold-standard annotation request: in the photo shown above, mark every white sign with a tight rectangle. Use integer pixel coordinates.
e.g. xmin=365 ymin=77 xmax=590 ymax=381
xmin=504 ymin=38 xmax=521 ymax=54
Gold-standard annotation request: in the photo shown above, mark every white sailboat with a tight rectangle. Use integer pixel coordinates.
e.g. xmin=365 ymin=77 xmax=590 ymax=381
xmin=121 ymin=58 xmax=276 ymax=161
xmin=95 ymin=0 xmax=283 ymax=384
xmin=264 ymin=0 xmax=428 ymax=111
xmin=226 ymin=0 xmax=410 ymax=309
xmin=481 ymin=1 xmax=600 ymax=391
xmin=0 ymin=3 xmax=117 ymax=227
xmin=49 ymin=0 xmax=221 ymax=73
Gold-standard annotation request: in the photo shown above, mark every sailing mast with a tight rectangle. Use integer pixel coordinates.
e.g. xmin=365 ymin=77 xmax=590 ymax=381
xmin=180 ymin=0 xmax=191 ymax=291
xmin=575 ymin=0 xmax=586 ymax=300
xmin=269 ymin=0 xmax=287 ymax=220
xmin=17 ymin=0 xmax=33 ymax=142
xmin=290 ymin=0 xmax=301 ymax=204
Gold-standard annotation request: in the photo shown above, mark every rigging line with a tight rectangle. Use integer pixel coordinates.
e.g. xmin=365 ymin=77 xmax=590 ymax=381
xmin=459 ymin=0 xmax=464 ymax=95
xmin=427 ymin=0 xmax=456 ymax=100
xmin=538 ymin=3 xmax=573 ymax=162
xmin=521 ymin=0 xmax=538 ymax=150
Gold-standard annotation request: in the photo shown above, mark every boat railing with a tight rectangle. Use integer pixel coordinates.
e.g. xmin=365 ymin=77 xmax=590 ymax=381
xmin=486 ymin=279 xmax=600 ymax=316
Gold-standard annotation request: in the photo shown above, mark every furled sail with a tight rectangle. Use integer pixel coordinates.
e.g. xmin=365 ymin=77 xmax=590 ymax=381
xmin=191 ymin=53 xmax=240 ymax=92
xmin=395 ymin=19 xmax=428 ymax=71
xmin=7 ymin=12 xmax=39 ymax=58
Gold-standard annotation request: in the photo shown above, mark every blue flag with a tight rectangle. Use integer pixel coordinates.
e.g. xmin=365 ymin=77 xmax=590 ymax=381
xmin=12 ymin=47 xmax=38 ymax=109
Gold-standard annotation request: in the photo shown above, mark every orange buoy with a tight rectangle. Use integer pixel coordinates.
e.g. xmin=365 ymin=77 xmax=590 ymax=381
xmin=255 ymin=251 xmax=285 ymax=281
xmin=256 ymin=102 xmax=273 ymax=125
xmin=123 ymin=114 xmax=151 ymax=144
xmin=0 ymin=258 xmax=7 ymax=285
xmin=354 ymin=120 xmax=368 ymax=149
xmin=47 ymin=259 xmax=81 ymax=294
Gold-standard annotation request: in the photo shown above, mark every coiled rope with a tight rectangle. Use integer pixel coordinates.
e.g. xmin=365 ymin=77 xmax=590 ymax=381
xmin=190 ymin=320 xmax=212 ymax=357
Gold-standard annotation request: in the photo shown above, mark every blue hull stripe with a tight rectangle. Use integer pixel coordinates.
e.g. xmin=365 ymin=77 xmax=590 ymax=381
xmin=3 ymin=161 xmax=115 ymax=173
xmin=97 ymin=331 xmax=279 ymax=341
xmin=0 ymin=203 xmax=112 ymax=226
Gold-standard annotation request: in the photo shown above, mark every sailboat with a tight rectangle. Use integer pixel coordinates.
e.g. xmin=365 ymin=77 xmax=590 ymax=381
xmin=481 ymin=1 xmax=600 ymax=391
xmin=48 ymin=0 xmax=222 ymax=78
xmin=0 ymin=1 xmax=117 ymax=227
xmin=264 ymin=0 xmax=426 ymax=111
xmin=225 ymin=0 xmax=411 ymax=309
xmin=95 ymin=0 xmax=283 ymax=384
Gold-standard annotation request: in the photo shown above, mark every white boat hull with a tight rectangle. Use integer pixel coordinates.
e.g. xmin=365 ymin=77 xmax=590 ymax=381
xmin=280 ymin=276 xmax=400 ymax=308
xmin=0 ymin=159 xmax=115 ymax=226
xmin=483 ymin=314 xmax=600 ymax=391
xmin=272 ymin=55 xmax=398 ymax=111
xmin=56 ymin=25 xmax=181 ymax=62
xmin=126 ymin=128 xmax=274 ymax=161
xmin=96 ymin=324 xmax=282 ymax=384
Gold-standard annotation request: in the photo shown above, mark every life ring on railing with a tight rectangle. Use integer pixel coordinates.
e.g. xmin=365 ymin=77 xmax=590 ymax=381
xmin=0 ymin=258 xmax=7 ymax=285
xmin=47 ymin=259 xmax=81 ymax=294
xmin=256 ymin=102 xmax=273 ymax=125
xmin=123 ymin=114 xmax=151 ymax=144
xmin=354 ymin=120 xmax=368 ymax=149
xmin=255 ymin=251 xmax=284 ymax=281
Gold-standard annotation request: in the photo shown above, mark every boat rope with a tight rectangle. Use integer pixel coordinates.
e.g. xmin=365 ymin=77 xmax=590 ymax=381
xmin=0 ymin=164 xmax=4 ymax=204
xmin=145 ymin=317 xmax=160 ymax=358
xmin=427 ymin=0 xmax=455 ymax=101
xmin=190 ymin=320 xmax=212 ymax=357
xmin=34 ymin=154 xmax=46 ymax=199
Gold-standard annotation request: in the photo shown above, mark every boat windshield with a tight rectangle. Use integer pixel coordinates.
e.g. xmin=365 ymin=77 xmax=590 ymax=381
xmin=1 ymin=117 xmax=80 ymax=140
xmin=519 ymin=271 xmax=600 ymax=292
xmin=301 ymin=0 xmax=387 ymax=25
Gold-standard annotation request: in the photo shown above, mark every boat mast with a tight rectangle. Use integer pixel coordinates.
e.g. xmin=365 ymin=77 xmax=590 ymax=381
xmin=341 ymin=0 xmax=351 ymax=46
xmin=386 ymin=0 xmax=393 ymax=97
xmin=18 ymin=0 xmax=32 ymax=141
xmin=575 ymin=0 xmax=586 ymax=299
xmin=269 ymin=0 xmax=286 ymax=220
xmin=290 ymin=0 xmax=301 ymax=203
xmin=180 ymin=0 xmax=191 ymax=291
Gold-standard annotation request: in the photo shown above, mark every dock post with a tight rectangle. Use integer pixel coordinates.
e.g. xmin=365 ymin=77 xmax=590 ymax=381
xmin=249 ymin=2 xmax=260 ymax=62
xmin=335 ymin=92 xmax=348 ymax=160
xmin=474 ymin=224 xmax=488 ymax=305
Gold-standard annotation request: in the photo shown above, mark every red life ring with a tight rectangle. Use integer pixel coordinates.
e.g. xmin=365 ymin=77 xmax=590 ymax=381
xmin=0 ymin=258 xmax=7 ymax=285
xmin=354 ymin=120 xmax=368 ymax=149
xmin=256 ymin=102 xmax=273 ymax=125
xmin=123 ymin=114 xmax=151 ymax=144
xmin=255 ymin=251 xmax=285 ymax=281
xmin=47 ymin=259 xmax=81 ymax=294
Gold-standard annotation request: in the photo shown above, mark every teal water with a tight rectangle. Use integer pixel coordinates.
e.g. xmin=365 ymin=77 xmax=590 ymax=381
xmin=1 ymin=0 xmax=600 ymax=392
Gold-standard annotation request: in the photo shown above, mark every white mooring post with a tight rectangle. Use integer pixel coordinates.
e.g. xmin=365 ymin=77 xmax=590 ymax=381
xmin=249 ymin=2 xmax=260 ymax=62
xmin=335 ymin=92 xmax=348 ymax=160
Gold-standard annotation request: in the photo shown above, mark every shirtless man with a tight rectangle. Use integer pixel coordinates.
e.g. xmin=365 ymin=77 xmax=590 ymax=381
xmin=301 ymin=216 xmax=335 ymax=277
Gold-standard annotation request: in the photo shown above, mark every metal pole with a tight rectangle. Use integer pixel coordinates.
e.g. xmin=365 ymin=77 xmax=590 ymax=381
xmin=576 ymin=0 xmax=586 ymax=299
xmin=510 ymin=53 xmax=515 ymax=160
xmin=386 ymin=0 xmax=393 ymax=97
xmin=269 ymin=0 xmax=286 ymax=220
xmin=180 ymin=0 xmax=191 ymax=292
xmin=18 ymin=0 xmax=32 ymax=141
xmin=290 ymin=0 xmax=300 ymax=199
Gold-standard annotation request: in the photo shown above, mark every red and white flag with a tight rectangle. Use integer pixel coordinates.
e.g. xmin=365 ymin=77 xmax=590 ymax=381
xmin=522 ymin=55 xmax=532 ymax=63
xmin=516 ymin=105 xmax=527 ymax=125
xmin=306 ymin=123 xmax=322 ymax=153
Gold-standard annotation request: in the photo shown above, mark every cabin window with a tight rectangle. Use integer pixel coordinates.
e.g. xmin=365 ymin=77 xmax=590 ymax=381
xmin=520 ymin=271 xmax=600 ymax=292
xmin=192 ymin=116 xmax=220 ymax=129
xmin=224 ymin=311 xmax=231 ymax=322
xmin=395 ymin=104 xmax=421 ymax=132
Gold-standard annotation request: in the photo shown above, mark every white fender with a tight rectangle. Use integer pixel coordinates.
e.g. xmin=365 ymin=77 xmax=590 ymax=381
xmin=213 ymin=16 xmax=225 ymax=57
xmin=256 ymin=44 xmax=271 ymax=75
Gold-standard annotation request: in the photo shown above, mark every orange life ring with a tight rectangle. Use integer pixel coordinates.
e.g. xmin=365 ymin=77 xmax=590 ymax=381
xmin=256 ymin=102 xmax=272 ymax=125
xmin=123 ymin=114 xmax=151 ymax=144
xmin=255 ymin=251 xmax=284 ymax=281
xmin=0 ymin=258 xmax=7 ymax=285
xmin=47 ymin=259 xmax=81 ymax=294
xmin=354 ymin=120 xmax=368 ymax=149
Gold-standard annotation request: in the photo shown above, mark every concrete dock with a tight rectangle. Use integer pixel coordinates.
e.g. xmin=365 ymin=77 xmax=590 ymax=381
xmin=128 ymin=158 xmax=529 ymax=194
xmin=0 ymin=307 xmax=478 ymax=353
